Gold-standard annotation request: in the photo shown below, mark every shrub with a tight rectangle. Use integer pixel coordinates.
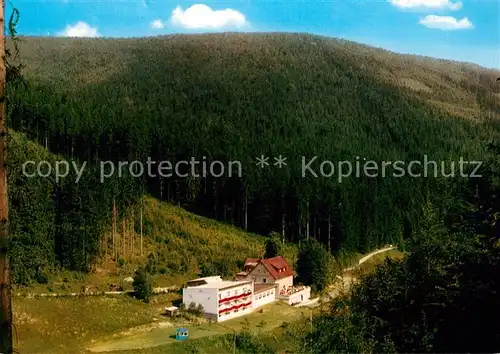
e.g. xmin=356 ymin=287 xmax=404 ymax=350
xmin=188 ymin=302 xmax=197 ymax=312
xmin=36 ymin=273 xmax=48 ymax=284
xmin=132 ymin=267 xmax=152 ymax=302
xmin=195 ymin=303 xmax=204 ymax=316
xmin=158 ymin=266 xmax=167 ymax=275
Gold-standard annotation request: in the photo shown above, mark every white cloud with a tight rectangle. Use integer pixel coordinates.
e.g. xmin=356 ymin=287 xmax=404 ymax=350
xmin=151 ymin=19 xmax=165 ymax=29
xmin=58 ymin=21 xmax=100 ymax=37
xmin=419 ymin=15 xmax=473 ymax=30
xmin=171 ymin=4 xmax=247 ymax=30
xmin=390 ymin=0 xmax=462 ymax=10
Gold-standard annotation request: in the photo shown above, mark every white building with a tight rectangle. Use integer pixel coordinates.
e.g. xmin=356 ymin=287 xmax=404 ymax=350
xmin=238 ymin=256 xmax=311 ymax=305
xmin=253 ymin=283 xmax=278 ymax=308
xmin=182 ymin=276 xmax=254 ymax=322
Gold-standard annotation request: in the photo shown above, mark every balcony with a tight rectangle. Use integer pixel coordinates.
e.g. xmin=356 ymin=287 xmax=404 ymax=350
xmin=218 ymin=290 xmax=252 ymax=305
xmin=218 ymin=300 xmax=253 ymax=314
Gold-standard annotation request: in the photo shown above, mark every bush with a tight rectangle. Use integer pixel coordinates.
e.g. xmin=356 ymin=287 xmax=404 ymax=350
xmin=36 ymin=273 xmax=48 ymax=284
xmin=117 ymin=257 xmax=125 ymax=267
xmin=185 ymin=302 xmax=204 ymax=316
xmin=132 ymin=267 xmax=152 ymax=302
xmin=235 ymin=320 xmax=272 ymax=353
xmin=158 ymin=266 xmax=167 ymax=275
xmin=195 ymin=303 xmax=204 ymax=316
xmin=188 ymin=302 xmax=197 ymax=312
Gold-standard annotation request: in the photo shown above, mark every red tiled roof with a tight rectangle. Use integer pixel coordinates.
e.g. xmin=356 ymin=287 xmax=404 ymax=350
xmin=260 ymin=256 xmax=294 ymax=280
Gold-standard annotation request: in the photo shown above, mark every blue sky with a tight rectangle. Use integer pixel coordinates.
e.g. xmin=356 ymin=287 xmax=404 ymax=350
xmin=9 ymin=0 xmax=500 ymax=69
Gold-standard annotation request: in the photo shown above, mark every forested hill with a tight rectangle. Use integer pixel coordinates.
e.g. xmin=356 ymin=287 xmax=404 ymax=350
xmin=6 ymin=33 xmax=500 ymax=282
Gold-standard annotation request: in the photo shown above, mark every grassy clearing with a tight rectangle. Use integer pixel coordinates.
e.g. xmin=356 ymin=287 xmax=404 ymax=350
xmin=14 ymin=291 xmax=312 ymax=354
xmin=105 ymin=317 xmax=310 ymax=354
xmin=87 ymin=301 xmax=314 ymax=353
xmin=13 ymin=294 xmax=178 ymax=354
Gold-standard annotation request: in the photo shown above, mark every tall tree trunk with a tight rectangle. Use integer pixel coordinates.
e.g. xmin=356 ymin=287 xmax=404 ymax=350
xmin=281 ymin=212 xmax=285 ymax=244
xmin=281 ymin=192 xmax=285 ymax=243
xmin=306 ymin=200 xmax=310 ymax=240
xmin=131 ymin=212 xmax=134 ymax=261
xmin=213 ymin=180 xmax=217 ymax=219
xmin=104 ymin=229 xmax=107 ymax=271
xmin=160 ymin=177 xmax=164 ymax=200
xmin=0 ymin=1 xmax=12 ymax=349
xmin=112 ymin=199 xmax=116 ymax=260
xmin=328 ymin=211 xmax=331 ymax=252
xmin=244 ymin=194 xmax=248 ymax=230
xmin=140 ymin=200 xmax=143 ymax=257
xmin=122 ymin=218 xmax=126 ymax=260
xmin=313 ymin=215 xmax=316 ymax=240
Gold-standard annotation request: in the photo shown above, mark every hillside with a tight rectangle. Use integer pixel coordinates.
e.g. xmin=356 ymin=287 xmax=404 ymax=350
xmin=6 ymin=32 xmax=500 ymax=284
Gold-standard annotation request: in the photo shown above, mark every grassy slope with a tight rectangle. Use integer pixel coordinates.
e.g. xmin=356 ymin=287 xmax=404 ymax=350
xmin=14 ymin=190 xmax=298 ymax=293
xmin=14 ymin=296 xmax=312 ymax=354
xmin=13 ymin=237 xmax=398 ymax=354
xmin=8 ymin=33 xmax=500 ymax=269
xmin=9 ymin=131 xmax=296 ymax=293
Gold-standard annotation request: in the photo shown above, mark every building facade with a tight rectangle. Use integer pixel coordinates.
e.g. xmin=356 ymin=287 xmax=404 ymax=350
xmin=182 ymin=276 xmax=254 ymax=322
xmin=240 ymin=256 xmax=311 ymax=305
xmin=243 ymin=256 xmax=294 ymax=292
xmin=253 ymin=283 xmax=278 ymax=308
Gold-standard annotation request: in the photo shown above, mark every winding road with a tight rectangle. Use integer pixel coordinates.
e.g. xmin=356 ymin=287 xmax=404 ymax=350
xmin=325 ymin=245 xmax=396 ymax=302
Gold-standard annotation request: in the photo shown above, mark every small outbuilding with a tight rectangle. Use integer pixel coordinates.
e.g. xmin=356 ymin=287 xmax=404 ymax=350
xmin=165 ymin=306 xmax=179 ymax=317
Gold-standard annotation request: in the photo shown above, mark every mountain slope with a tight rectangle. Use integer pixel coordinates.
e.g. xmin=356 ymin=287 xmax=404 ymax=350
xmin=7 ymin=33 xmax=500 ymax=283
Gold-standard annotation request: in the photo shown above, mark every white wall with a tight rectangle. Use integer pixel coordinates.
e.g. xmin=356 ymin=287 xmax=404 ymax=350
xmin=218 ymin=305 xmax=253 ymax=322
xmin=217 ymin=282 xmax=254 ymax=322
xmin=284 ymin=287 xmax=311 ymax=305
xmin=253 ymin=288 xmax=276 ymax=308
xmin=182 ymin=287 xmax=218 ymax=315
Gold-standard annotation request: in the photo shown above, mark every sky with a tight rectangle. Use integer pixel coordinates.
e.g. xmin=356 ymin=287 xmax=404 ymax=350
xmin=9 ymin=0 xmax=500 ymax=69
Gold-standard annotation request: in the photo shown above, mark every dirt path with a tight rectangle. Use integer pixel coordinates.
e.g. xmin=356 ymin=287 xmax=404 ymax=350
xmin=86 ymin=247 xmax=396 ymax=351
xmin=343 ymin=246 xmax=395 ymax=272
xmin=328 ymin=246 xmax=395 ymax=299
xmin=86 ymin=302 xmax=308 ymax=352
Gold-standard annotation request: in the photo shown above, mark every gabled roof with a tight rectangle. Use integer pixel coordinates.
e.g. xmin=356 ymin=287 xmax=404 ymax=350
xmin=249 ymin=256 xmax=294 ymax=280
xmin=261 ymin=256 xmax=294 ymax=280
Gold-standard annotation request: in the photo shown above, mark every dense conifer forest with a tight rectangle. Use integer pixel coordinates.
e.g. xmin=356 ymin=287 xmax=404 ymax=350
xmin=6 ymin=33 xmax=500 ymax=284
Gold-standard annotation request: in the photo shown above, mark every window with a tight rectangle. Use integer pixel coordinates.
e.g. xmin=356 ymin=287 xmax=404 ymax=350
xmin=263 ymin=278 xmax=267 ymax=283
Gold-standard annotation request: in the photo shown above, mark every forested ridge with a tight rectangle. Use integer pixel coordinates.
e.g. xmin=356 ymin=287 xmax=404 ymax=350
xmin=6 ymin=33 xmax=500 ymax=284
